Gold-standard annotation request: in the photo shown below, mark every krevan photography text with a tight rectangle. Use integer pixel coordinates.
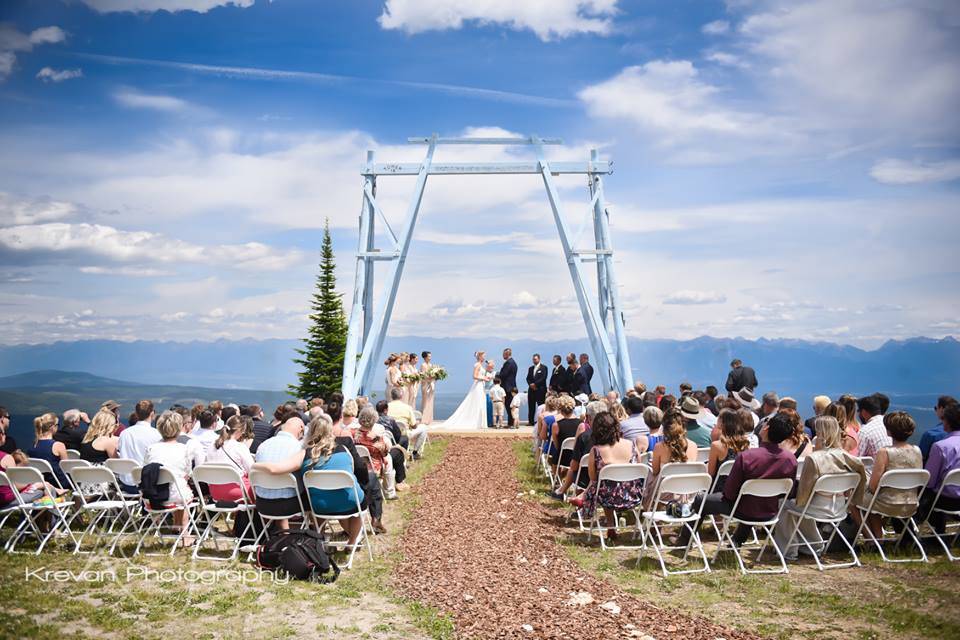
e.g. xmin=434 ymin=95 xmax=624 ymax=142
xmin=24 ymin=566 xmax=289 ymax=586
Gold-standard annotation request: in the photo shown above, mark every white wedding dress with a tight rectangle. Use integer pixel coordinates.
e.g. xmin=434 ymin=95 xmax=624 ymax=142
xmin=443 ymin=363 xmax=488 ymax=429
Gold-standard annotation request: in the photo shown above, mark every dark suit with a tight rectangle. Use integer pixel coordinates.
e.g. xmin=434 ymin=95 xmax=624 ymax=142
xmin=250 ymin=417 xmax=278 ymax=454
xmin=499 ymin=357 xmax=518 ymax=426
xmin=549 ymin=365 xmax=568 ymax=393
xmin=526 ymin=363 xmax=547 ymax=426
xmin=725 ymin=366 xmax=759 ymax=394
xmin=578 ymin=362 xmax=594 ymax=395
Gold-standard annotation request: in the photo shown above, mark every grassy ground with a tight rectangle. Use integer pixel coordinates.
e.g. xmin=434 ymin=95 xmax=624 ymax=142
xmin=0 ymin=437 xmax=453 ymax=640
xmin=514 ymin=440 xmax=960 ymax=640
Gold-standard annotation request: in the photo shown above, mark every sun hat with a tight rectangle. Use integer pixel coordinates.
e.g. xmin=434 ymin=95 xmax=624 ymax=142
xmin=733 ymin=387 xmax=761 ymax=410
xmin=680 ymin=396 xmax=701 ymax=420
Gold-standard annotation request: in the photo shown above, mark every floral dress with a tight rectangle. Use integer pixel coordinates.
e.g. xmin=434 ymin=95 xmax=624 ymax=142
xmin=581 ymin=443 xmax=645 ymax=519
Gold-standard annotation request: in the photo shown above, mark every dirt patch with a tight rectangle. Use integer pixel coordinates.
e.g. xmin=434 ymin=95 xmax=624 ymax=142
xmin=396 ymin=437 xmax=762 ymax=639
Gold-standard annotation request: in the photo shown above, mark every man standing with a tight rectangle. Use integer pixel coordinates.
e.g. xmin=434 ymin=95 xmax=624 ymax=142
xmin=564 ymin=353 xmax=579 ymax=395
xmin=498 ymin=348 xmax=518 ymax=427
xmin=549 ymin=355 xmax=567 ymax=393
xmin=725 ymin=358 xmax=758 ymax=394
xmin=578 ymin=353 xmax=594 ymax=395
xmin=526 ymin=353 xmax=547 ymax=426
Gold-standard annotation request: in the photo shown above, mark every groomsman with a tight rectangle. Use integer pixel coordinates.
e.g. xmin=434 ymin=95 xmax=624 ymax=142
xmin=526 ymin=354 xmax=547 ymax=426
xmin=549 ymin=354 xmax=567 ymax=393
xmin=578 ymin=353 xmax=594 ymax=395
xmin=564 ymin=353 xmax=579 ymax=395
xmin=498 ymin=348 xmax=518 ymax=427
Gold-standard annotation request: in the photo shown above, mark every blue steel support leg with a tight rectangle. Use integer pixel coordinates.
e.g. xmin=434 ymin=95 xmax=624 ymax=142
xmin=342 ymin=151 xmax=376 ymax=396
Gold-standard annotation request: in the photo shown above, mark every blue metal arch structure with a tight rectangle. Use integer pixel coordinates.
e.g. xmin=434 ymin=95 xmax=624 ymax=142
xmin=340 ymin=135 xmax=633 ymax=398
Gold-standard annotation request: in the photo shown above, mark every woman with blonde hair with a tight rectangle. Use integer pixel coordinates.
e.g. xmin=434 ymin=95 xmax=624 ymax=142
xmin=80 ymin=410 xmax=120 ymax=464
xmin=254 ymin=413 xmax=367 ymax=543
xmin=143 ymin=411 xmax=195 ymax=546
xmin=28 ymin=413 xmax=70 ymax=488
xmin=342 ymin=399 xmax=360 ymax=432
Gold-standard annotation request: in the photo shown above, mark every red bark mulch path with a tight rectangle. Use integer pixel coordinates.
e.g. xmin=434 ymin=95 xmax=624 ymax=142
xmin=396 ymin=437 xmax=763 ymax=640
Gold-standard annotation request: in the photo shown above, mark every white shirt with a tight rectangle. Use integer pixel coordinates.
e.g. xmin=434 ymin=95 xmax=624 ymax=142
xmin=117 ymin=421 xmax=162 ymax=485
xmin=143 ymin=440 xmax=193 ymax=504
xmin=206 ymin=439 xmax=254 ymax=476
xmin=177 ymin=433 xmax=206 ymax=468
xmin=511 ymin=392 xmax=527 ymax=409
xmin=193 ymin=428 xmax=220 ymax=459
xmin=858 ymin=414 xmax=892 ymax=458
xmin=489 ymin=385 xmax=506 ymax=402
xmin=697 ymin=410 xmax=718 ymax=430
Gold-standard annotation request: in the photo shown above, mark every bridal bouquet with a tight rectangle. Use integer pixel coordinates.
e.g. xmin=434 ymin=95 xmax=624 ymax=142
xmin=425 ymin=365 xmax=448 ymax=381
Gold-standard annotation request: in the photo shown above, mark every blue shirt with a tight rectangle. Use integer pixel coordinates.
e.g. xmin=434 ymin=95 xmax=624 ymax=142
xmin=254 ymin=431 xmax=302 ymax=499
xmin=303 ymin=447 xmax=364 ymax=514
xmin=919 ymin=423 xmax=947 ymax=462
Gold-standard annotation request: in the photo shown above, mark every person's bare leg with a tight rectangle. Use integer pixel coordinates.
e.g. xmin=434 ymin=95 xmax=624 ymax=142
xmin=340 ymin=516 xmax=362 ymax=545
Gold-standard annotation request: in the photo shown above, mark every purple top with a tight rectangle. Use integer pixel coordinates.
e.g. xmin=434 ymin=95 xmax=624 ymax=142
xmin=925 ymin=430 xmax=960 ymax=500
xmin=723 ymin=442 xmax=797 ymax=520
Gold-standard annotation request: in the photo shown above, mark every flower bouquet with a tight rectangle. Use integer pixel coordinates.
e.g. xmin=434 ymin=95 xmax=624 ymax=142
xmin=426 ymin=365 xmax=448 ymax=382
xmin=401 ymin=372 xmax=422 ymax=384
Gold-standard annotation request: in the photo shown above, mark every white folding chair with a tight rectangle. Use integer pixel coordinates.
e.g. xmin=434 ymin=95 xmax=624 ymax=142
xmin=696 ymin=447 xmax=711 ymax=463
xmin=647 ymin=462 xmax=708 ymax=511
xmin=587 ymin=462 xmax=651 ymax=551
xmin=639 ymin=472 xmax=713 ymax=576
xmin=0 ymin=472 xmax=25 ymax=544
xmin=191 ymin=464 xmax=257 ymax=561
xmin=859 ymin=456 xmax=875 ymax=476
xmin=355 ymin=445 xmax=374 ymax=471
xmin=855 ymin=468 xmax=930 ymax=563
xmin=568 ymin=453 xmax=593 ymax=530
xmin=781 ymin=472 xmax=862 ymax=570
xmin=706 ymin=459 xmax=737 ymax=541
xmin=25 ymin=458 xmax=66 ymax=491
xmin=713 ymin=477 xmax=794 ymax=574
xmin=59 ymin=459 xmax=92 ymax=493
xmin=133 ymin=466 xmax=199 ymax=557
xmin=64 ymin=466 xmax=139 ymax=555
xmin=795 ymin=458 xmax=806 ymax=480
xmin=920 ymin=468 xmax=960 ymax=561
xmin=66 ymin=449 xmax=81 ymax=460
xmin=105 ymin=459 xmax=141 ymax=499
xmin=249 ymin=470 xmax=309 ymax=549
xmin=554 ymin=437 xmax=576 ymax=489
xmin=303 ymin=469 xmax=373 ymax=569
xmin=3 ymin=466 xmax=77 ymax=554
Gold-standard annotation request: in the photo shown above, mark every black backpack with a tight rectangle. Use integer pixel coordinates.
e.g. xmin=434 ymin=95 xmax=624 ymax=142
xmin=256 ymin=529 xmax=339 ymax=582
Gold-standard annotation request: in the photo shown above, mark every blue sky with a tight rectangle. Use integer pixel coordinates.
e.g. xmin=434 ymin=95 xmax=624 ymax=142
xmin=0 ymin=0 xmax=957 ymax=348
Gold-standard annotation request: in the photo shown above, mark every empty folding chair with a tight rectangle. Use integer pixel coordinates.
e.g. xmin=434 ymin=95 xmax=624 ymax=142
xmin=133 ymin=466 xmax=198 ymax=557
xmin=920 ymin=468 xmax=960 ymax=561
xmin=780 ymin=472 xmax=862 ymax=570
xmin=303 ymin=469 xmax=373 ymax=569
xmin=3 ymin=466 xmax=77 ymax=554
xmin=713 ymin=477 xmax=794 ymax=574
xmin=587 ymin=462 xmax=651 ymax=551
xmin=249 ymin=469 xmax=309 ymax=550
xmin=639 ymin=472 xmax=713 ymax=576
xmin=855 ymin=468 xmax=930 ymax=563
xmin=190 ymin=464 xmax=257 ymax=561
xmin=64 ymin=465 xmax=139 ymax=555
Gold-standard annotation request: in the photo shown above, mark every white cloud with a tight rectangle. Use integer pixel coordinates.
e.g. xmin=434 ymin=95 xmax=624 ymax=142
xmin=704 ymin=51 xmax=748 ymax=69
xmin=0 ymin=222 xmax=303 ymax=271
xmin=113 ymin=87 xmax=190 ymax=112
xmin=869 ymin=158 xmax=960 ymax=185
xmin=378 ymin=0 xmax=619 ymax=40
xmin=663 ymin=290 xmax=727 ymax=305
xmin=0 ymin=192 xmax=77 ymax=225
xmin=36 ymin=67 xmax=83 ymax=83
xmin=79 ymin=266 xmax=173 ymax=277
xmin=701 ymin=20 xmax=729 ymax=35
xmin=0 ymin=24 xmax=67 ymax=80
xmin=79 ymin=0 xmax=254 ymax=13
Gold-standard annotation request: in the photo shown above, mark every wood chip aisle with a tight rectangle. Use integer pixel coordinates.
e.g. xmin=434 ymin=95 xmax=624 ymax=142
xmin=396 ymin=437 xmax=763 ymax=640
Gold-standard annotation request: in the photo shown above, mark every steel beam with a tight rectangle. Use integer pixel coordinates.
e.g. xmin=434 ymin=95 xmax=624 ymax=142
xmin=407 ymin=136 xmax=563 ymax=145
xmin=365 ymin=161 xmax=611 ymax=176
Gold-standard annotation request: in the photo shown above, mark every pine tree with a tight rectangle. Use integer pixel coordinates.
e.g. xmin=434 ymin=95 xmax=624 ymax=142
xmin=290 ymin=219 xmax=347 ymax=399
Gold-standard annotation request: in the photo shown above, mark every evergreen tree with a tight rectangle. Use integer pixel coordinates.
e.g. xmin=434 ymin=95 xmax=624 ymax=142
xmin=290 ymin=219 xmax=347 ymax=399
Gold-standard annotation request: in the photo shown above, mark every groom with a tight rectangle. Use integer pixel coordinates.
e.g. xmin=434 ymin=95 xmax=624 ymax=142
xmin=498 ymin=348 xmax=518 ymax=428
xmin=526 ymin=353 xmax=547 ymax=427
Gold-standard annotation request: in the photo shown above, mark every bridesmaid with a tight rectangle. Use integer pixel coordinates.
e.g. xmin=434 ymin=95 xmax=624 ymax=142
xmin=385 ymin=354 xmax=402 ymax=402
xmin=419 ymin=351 xmax=435 ymax=424
xmin=408 ymin=353 xmax=421 ymax=410
xmin=399 ymin=352 xmax=414 ymax=406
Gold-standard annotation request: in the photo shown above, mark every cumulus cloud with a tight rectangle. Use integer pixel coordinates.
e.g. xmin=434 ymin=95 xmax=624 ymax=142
xmin=0 ymin=192 xmax=77 ymax=225
xmin=869 ymin=158 xmax=960 ymax=185
xmin=701 ymin=20 xmax=729 ymax=35
xmin=378 ymin=0 xmax=619 ymax=40
xmin=36 ymin=67 xmax=83 ymax=83
xmin=113 ymin=87 xmax=190 ymax=112
xmin=663 ymin=290 xmax=727 ymax=305
xmin=79 ymin=0 xmax=254 ymax=13
xmin=0 ymin=24 xmax=67 ymax=80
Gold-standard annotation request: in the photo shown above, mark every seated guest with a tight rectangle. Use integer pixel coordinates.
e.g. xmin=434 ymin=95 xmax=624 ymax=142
xmin=537 ymin=395 xmax=560 ymax=457
xmin=143 ymin=411 xmax=195 ymax=547
xmin=919 ymin=403 xmax=960 ymax=534
xmin=920 ymin=396 xmax=958 ymax=463
xmin=693 ymin=391 xmax=717 ymax=430
xmin=342 ymin=399 xmax=359 ymax=432
xmin=549 ymin=395 xmax=581 ymax=471
xmin=0 ymin=407 xmax=16 ymax=455
xmin=330 ymin=403 xmax=385 ymax=533
xmin=707 ymin=409 xmax=752 ymax=493
xmin=805 ymin=395 xmax=831 ymax=439
xmin=755 ymin=392 xmax=780 ymax=432
xmin=386 ymin=388 xmax=427 ymax=457
xmin=54 ymin=409 xmax=89 ymax=450
xmin=658 ymin=394 xmax=677 ymax=412
xmin=571 ymin=412 xmax=644 ymax=541
xmin=704 ymin=386 xmax=719 ymax=415
xmin=80 ymin=410 xmax=120 ymax=464
xmin=205 ymin=415 xmax=255 ymax=503
xmin=772 ymin=416 xmax=866 ymax=559
xmin=679 ymin=413 xmax=797 ymax=547
xmin=551 ymin=400 xmax=606 ymax=499
xmin=733 ymin=388 xmax=761 ymax=429
xmin=193 ymin=410 xmax=220 ymax=459
xmin=28 ymin=413 xmax=70 ymax=489
xmin=117 ymin=400 xmax=162 ymax=491
xmin=679 ymin=396 xmax=712 ymax=447
xmin=637 ymin=406 xmax=664 ymax=454
xmin=355 ymin=406 xmax=407 ymax=499
xmin=254 ymin=414 xmax=367 ymax=545
xmin=643 ymin=407 xmax=699 ymax=509
xmin=851 ymin=411 xmax=922 ymax=539
xmin=836 ymin=395 xmax=860 ymax=453
xmin=248 ymin=404 xmax=277 ymax=454
xmin=376 ymin=400 xmax=408 ymax=449
xmin=857 ymin=394 xmax=891 ymax=458
xmin=641 ymin=391 xmax=658 ymax=409
xmin=173 ymin=407 xmax=205 ymax=469
xmin=1 ymin=428 xmax=67 ymax=506
xmin=254 ymin=416 xmax=308 ymax=530
xmin=779 ymin=409 xmax=812 ymax=460
xmin=618 ymin=395 xmax=649 ymax=449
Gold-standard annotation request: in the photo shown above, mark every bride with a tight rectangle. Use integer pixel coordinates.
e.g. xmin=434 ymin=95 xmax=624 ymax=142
xmin=443 ymin=350 xmax=490 ymax=429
